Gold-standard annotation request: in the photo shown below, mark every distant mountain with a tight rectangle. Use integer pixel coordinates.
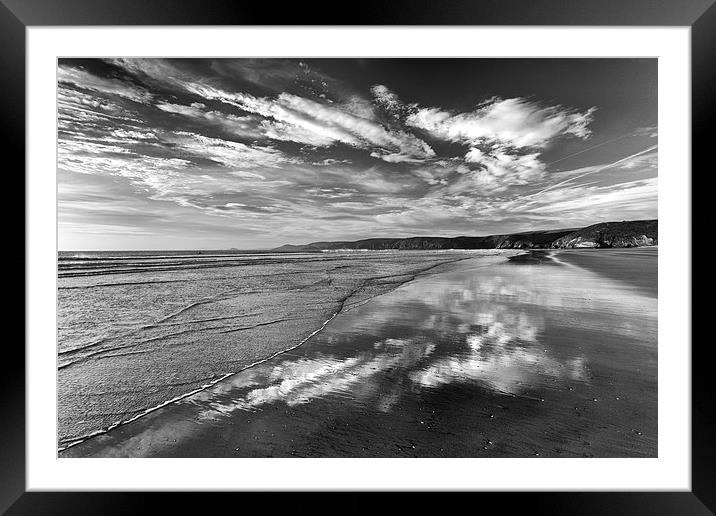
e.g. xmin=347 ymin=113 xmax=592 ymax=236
xmin=273 ymin=220 xmax=657 ymax=252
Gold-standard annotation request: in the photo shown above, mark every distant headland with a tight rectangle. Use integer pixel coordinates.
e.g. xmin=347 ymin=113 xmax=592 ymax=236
xmin=274 ymin=219 xmax=657 ymax=252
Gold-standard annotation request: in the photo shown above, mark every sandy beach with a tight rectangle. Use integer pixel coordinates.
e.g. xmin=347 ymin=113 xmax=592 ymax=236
xmin=57 ymin=250 xmax=495 ymax=449
xmin=60 ymin=248 xmax=657 ymax=458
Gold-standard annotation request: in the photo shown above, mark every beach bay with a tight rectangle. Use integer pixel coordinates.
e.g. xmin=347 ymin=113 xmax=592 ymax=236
xmin=57 ymin=250 xmax=488 ymax=449
xmin=60 ymin=248 xmax=657 ymax=458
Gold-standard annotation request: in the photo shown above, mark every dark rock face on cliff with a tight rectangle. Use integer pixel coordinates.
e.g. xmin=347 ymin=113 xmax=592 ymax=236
xmin=549 ymin=220 xmax=657 ymax=248
xmin=273 ymin=220 xmax=657 ymax=252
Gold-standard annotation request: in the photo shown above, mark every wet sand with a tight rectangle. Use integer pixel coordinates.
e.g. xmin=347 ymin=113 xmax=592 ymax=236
xmin=555 ymin=247 xmax=657 ymax=297
xmin=57 ymin=251 xmax=480 ymax=449
xmin=61 ymin=248 xmax=657 ymax=458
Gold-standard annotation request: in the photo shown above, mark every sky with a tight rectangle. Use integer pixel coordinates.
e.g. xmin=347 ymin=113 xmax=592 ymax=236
xmin=57 ymin=58 xmax=657 ymax=250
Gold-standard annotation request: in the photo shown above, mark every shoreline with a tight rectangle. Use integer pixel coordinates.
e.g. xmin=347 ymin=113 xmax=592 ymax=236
xmin=58 ymin=306 xmax=344 ymax=453
xmin=58 ymin=251 xmax=503 ymax=453
xmin=60 ymin=249 xmax=656 ymax=458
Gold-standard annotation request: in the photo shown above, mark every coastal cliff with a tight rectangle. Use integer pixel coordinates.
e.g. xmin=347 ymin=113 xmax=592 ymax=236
xmin=274 ymin=220 xmax=657 ymax=252
xmin=550 ymin=220 xmax=657 ymax=248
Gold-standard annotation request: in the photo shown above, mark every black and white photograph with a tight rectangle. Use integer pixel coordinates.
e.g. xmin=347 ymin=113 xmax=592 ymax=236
xmin=56 ymin=57 xmax=658 ymax=459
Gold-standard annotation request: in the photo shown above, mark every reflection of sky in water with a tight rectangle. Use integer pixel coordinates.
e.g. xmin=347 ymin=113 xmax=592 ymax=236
xmin=193 ymin=256 xmax=655 ymax=421
xmin=199 ymin=338 xmax=437 ymax=420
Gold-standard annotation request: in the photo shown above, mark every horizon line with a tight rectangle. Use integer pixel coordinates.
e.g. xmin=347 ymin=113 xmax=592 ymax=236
xmin=58 ymin=218 xmax=657 ymax=252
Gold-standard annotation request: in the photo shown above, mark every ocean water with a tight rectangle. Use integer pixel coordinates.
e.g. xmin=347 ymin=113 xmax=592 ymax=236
xmin=57 ymin=249 xmax=494 ymax=449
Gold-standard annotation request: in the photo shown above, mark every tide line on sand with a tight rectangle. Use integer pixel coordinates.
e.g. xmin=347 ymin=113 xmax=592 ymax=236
xmin=58 ymin=307 xmax=344 ymax=452
xmin=57 ymin=254 xmax=490 ymax=453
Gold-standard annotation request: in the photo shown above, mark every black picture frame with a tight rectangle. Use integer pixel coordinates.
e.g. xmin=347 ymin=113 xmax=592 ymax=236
xmin=6 ymin=0 xmax=712 ymax=513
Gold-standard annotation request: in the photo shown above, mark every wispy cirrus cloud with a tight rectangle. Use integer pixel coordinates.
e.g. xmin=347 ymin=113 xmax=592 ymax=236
xmin=108 ymin=59 xmax=436 ymax=162
xmin=155 ymin=102 xmax=267 ymax=140
xmin=163 ymin=131 xmax=300 ymax=170
xmin=179 ymin=85 xmax=436 ymax=162
xmin=58 ymin=65 xmax=153 ymax=104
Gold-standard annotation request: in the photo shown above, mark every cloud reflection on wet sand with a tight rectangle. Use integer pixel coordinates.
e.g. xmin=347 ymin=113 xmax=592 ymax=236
xmin=192 ymin=252 xmax=653 ymax=420
xmin=197 ymin=338 xmax=437 ymax=420
xmin=62 ymin=250 xmax=657 ymax=457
